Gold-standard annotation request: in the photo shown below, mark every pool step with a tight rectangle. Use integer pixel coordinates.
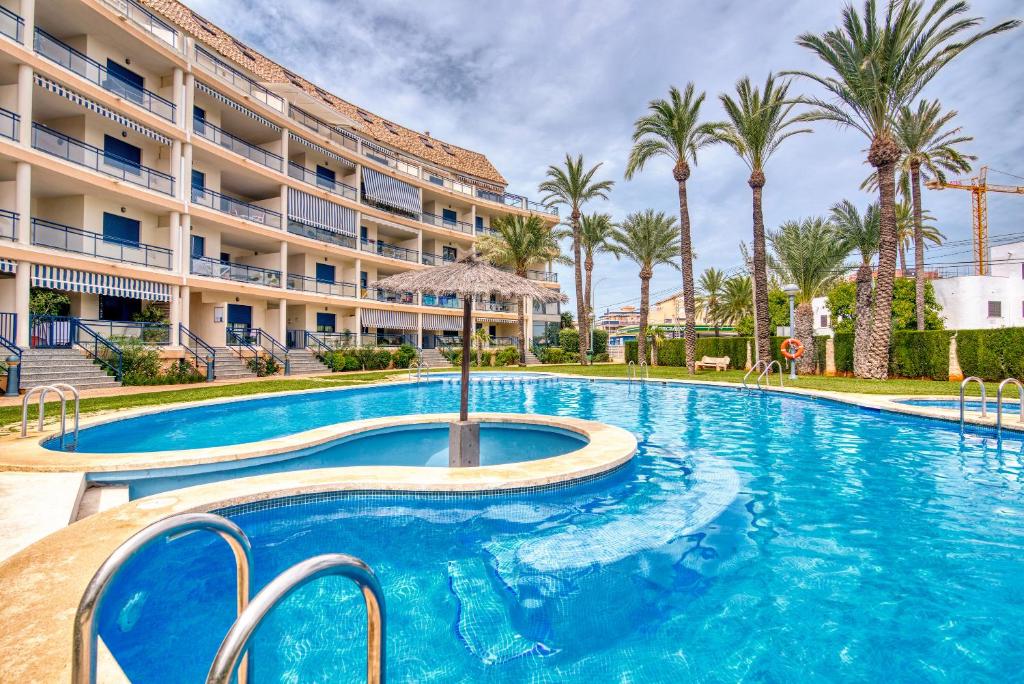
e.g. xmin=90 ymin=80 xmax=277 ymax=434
xmin=74 ymin=485 xmax=130 ymax=521
xmin=19 ymin=348 xmax=122 ymax=392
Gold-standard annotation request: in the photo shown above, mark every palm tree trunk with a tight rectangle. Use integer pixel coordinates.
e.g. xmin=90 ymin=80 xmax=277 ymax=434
xmin=899 ymin=240 xmax=908 ymax=276
xmin=750 ymin=173 xmax=771 ymax=363
xmin=853 ymin=261 xmax=873 ymax=377
xmin=584 ymin=254 xmax=594 ymax=331
xmin=571 ymin=209 xmax=589 ymax=365
xmin=677 ymin=179 xmax=697 ymax=374
xmin=911 ymin=161 xmax=925 ymax=331
xmin=795 ymin=301 xmax=815 ymax=374
xmin=638 ymin=273 xmax=651 ymax=364
xmin=866 ymin=135 xmax=901 ymax=380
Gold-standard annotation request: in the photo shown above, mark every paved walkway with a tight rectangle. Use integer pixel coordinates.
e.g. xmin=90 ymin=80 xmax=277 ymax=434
xmin=0 ymin=472 xmax=84 ymax=562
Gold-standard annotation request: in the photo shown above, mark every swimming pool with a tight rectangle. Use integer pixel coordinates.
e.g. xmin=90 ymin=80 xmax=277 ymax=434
xmin=899 ymin=398 xmax=1021 ymax=412
xmin=96 ymin=379 xmax=1024 ymax=681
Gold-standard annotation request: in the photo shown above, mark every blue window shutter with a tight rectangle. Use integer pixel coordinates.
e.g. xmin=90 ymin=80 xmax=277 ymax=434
xmin=103 ymin=135 xmax=141 ymax=172
xmin=475 ymin=216 xmax=483 ymax=229
xmin=360 ymin=226 xmax=368 ymax=240
xmin=102 ymin=212 xmax=140 ymax=245
xmin=360 ymin=271 xmax=367 ymax=288
xmin=105 ymin=60 xmax=144 ymax=104
xmin=442 ymin=209 xmax=457 ymax=225
xmin=315 ymin=165 xmax=336 ymax=189
xmin=316 ymin=312 xmax=336 ymax=332
xmin=190 ymin=235 xmax=205 ymax=257
xmin=227 ymin=304 xmax=252 ymax=327
xmin=315 ymin=262 xmax=336 ymax=282
xmin=191 ymin=169 xmax=205 ymax=189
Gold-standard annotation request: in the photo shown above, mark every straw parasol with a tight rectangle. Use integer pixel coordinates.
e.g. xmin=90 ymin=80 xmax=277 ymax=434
xmin=374 ymin=254 xmax=565 ymax=466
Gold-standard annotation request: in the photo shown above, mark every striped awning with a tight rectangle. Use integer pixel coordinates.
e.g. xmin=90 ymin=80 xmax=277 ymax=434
xmin=288 ymin=188 xmax=355 ymax=234
xmin=34 ymin=75 xmax=171 ymax=145
xmin=422 ymin=313 xmax=463 ymax=330
xmin=32 ymin=265 xmax=170 ymax=301
xmin=361 ymin=167 xmax=420 ymax=215
xmin=196 ymin=81 xmax=280 ymax=131
xmin=361 ymin=308 xmax=416 ymax=330
xmin=0 ymin=258 xmax=15 ymax=274
xmin=289 ymin=133 xmax=356 ymax=169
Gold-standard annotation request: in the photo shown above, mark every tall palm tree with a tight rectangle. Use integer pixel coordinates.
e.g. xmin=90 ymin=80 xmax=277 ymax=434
xmin=831 ymin=200 xmax=879 ymax=377
xmin=696 ymin=267 xmax=729 ymax=335
xmin=610 ymin=210 xmax=680 ymax=366
xmin=718 ymin=74 xmax=811 ymax=361
xmin=789 ymin=0 xmax=1019 ymax=379
xmin=625 ymin=84 xmax=722 ymax=374
xmin=478 ymin=214 xmax=567 ymax=365
xmin=556 ymin=212 xmax=617 ymax=334
xmin=720 ymin=275 xmax=754 ymax=327
xmin=895 ymin=201 xmax=944 ymax=275
xmin=539 ymin=155 xmax=614 ymax=364
xmin=768 ymin=217 xmax=851 ymax=374
xmin=862 ymin=100 xmax=973 ymax=330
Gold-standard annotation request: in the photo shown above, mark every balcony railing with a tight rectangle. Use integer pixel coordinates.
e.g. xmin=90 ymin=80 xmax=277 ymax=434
xmin=363 ymin=287 xmax=416 ymax=305
xmin=288 ymin=162 xmax=356 ymax=201
xmin=194 ymin=45 xmax=284 ymax=113
xmin=288 ymin=105 xmax=358 ymax=151
xmin=287 ymin=219 xmax=357 ymax=249
xmin=0 ymin=5 xmax=22 ymax=44
xmin=191 ymin=255 xmax=281 ymax=288
xmin=423 ymin=170 xmax=473 ymax=197
xmin=421 ymin=211 xmax=473 ymax=235
xmin=0 ymin=107 xmax=18 ymax=141
xmin=0 ymin=209 xmax=16 ymax=241
xmin=360 ymin=238 xmax=418 ymax=264
xmin=31 ymin=218 xmax=172 ymax=269
xmin=421 ymin=294 xmax=462 ymax=309
xmin=363 ymin=331 xmax=416 ymax=347
xmin=363 ymin=142 xmax=420 ymax=178
xmin=34 ymin=29 xmax=176 ymax=122
xmin=527 ymin=269 xmax=557 ymax=282
xmin=33 ymin=124 xmax=175 ymax=196
xmin=191 ymin=185 xmax=282 ymax=228
xmin=287 ymin=273 xmax=358 ymax=299
xmin=100 ymin=0 xmax=179 ymax=51
xmin=421 ymin=253 xmax=455 ymax=267
xmin=79 ymin=318 xmax=171 ymax=345
xmin=476 ymin=299 xmax=517 ymax=313
xmin=194 ymin=115 xmax=282 ymax=171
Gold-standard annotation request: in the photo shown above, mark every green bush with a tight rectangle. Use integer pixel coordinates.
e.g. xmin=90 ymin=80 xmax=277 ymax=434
xmin=165 ymin=359 xmax=204 ymax=384
xmin=391 ymin=343 xmax=417 ymax=369
xmin=656 ymin=339 xmax=686 ymax=366
xmin=495 ymin=346 xmax=519 ymax=366
xmin=624 ymin=340 xmax=651 ymax=364
xmin=120 ymin=338 xmax=163 ymax=385
xmin=694 ymin=337 xmax=750 ymax=369
xmin=543 ymin=346 xmax=567 ymax=364
xmin=591 ymin=329 xmax=608 ymax=355
xmin=558 ymin=328 xmax=579 ymax=353
xmin=834 ymin=333 xmax=854 ymax=373
xmin=888 ymin=330 xmax=952 ymax=380
xmin=592 ymin=352 xmax=610 ymax=362
xmin=246 ymin=355 xmax=280 ymax=377
xmin=957 ymin=328 xmax=1024 ymax=381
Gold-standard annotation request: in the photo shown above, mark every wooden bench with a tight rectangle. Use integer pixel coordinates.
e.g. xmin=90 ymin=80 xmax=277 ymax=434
xmin=695 ymin=355 xmax=730 ymax=371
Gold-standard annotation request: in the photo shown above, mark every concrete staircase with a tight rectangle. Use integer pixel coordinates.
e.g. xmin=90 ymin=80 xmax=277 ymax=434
xmin=287 ymin=348 xmax=330 ymax=374
xmin=523 ymin=349 xmax=542 ymax=366
xmin=19 ymin=348 xmax=121 ymax=392
xmin=211 ymin=348 xmax=257 ymax=381
xmin=420 ymin=348 xmax=450 ymax=368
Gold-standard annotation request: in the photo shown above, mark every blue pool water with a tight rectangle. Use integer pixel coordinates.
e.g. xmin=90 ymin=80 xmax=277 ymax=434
xmin=97 ymin=379 xmax=1024 ymax=682
xmin=103 ymin=423 xmax=587 ymax=500
xmin=900 ymin=398 xmax=1021 ymax=412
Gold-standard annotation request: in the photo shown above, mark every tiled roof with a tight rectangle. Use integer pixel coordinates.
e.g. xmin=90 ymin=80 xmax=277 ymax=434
xmin=140 ymin=0 xmax=508 ymax=187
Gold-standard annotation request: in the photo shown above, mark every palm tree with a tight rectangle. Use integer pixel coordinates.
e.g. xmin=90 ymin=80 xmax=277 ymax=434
xmin=539 ymin=155 xmax=614 ymax=364
xmin=646 ymin=325 xmax=667 ymax=366
xmin=625 ymin=84 xmax=722 ymax=374
xmin=768 ymin=217 xmax=851 ymax=374
xmin=720 ymin=275 xmax=754 ymax=327
xmin=789 ymin=0 xmax=1019 ymax=379
xmin=477 ymin=214 xmax=567 ymax=365
xmin=610 ymin=210 xmax=680 ymax=366
xmin=556 ymin=212 xmax=617 ymax=335
xmin=831 ymin=200 xmax=879 ymax=377
xmin=718 ymin=74 xmax=811 ymax=361
xmin=696 ymin=267 xmax=728 ymax=335
xmin=895 ymin=201 xmax=944 ymax=275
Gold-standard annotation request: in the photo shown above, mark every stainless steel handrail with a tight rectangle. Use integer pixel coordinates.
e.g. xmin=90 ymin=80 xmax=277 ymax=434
xmin=756 ymin=360 xmax=783 ymax=390
xmin=626 ymin=360 xmax=636 ymax=384
xmin=206 ymin=553 xmax=386 ymax=684
xmin=996 ymin=377 xmax=1023 ymax=440
xmin=21 ymin=384 xmax=65 ymax=437
xmin=959 ymin=376 xmax=987 ymax=435
xmin=637 ymin=360 xmax=649 ymax=383
xmin=743 ymin=360 xmax=769 ymax=390
xmin=50 ymin=382 xmax=80 ymax=448
xmin=72 ymin=513 xmax=254 ymax=684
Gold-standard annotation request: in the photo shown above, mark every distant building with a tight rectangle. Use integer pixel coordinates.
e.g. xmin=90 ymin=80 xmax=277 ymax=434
xmin=931 ymin=241 xmax=1024 ymax=329
xmin=597 ymin=306 xmax=640 ymax=334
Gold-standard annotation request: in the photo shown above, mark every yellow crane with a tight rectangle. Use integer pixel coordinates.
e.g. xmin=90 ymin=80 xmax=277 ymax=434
xmin=926 ymin=166 xmax=1024 ymax=275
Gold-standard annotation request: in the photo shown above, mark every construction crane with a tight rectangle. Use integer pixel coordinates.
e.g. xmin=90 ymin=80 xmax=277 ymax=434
xmin=926 ymin=166 xmax=1024 ymax=275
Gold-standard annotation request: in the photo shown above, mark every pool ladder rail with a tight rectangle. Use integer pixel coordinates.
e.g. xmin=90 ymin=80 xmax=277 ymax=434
xmin=71 ymin=512 xmax=386 ymax=684
xmin=958 ymin=376 xmax=1024 ymax=438
xmin=20 ymin=383 xmax=80 ymax=449
xmin=408 ymin=357 xmax=428 ymax=382
xmin=626 ymin=360 xmax=649 ymax=384
xmin=743 ymin=360 xmax=783 ymax=390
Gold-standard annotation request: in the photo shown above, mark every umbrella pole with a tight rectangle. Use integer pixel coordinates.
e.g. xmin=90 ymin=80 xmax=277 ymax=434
xmin=460 ymin=296 xmax=472 ymax=421
xmin=450 ymin=296 xmax=479 ymax=467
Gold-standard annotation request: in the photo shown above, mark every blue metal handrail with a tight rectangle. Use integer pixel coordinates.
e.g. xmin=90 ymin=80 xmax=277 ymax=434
xmin=360 ymin=237 xmax=418 ymax=263
xmin=227 ymin=327 xmax=288 ymax=372
xmin=287 ymin=273 xmax=358 ymax=298
xmin=79 ymin=318 xmax=170 ymax=345
xmin=34 ymin=29 xmax=176 ymax=122
xmin=99 ymin=0 xmax=179 ymax=51
xmin=0 ymin=312 xmax=20 ymax=361
xmin=287 ymin=162 xmax=357 ymax=200
xmin=0 ymin=5 xmax=23 ymax=44
xmin=0 ymin=107 xmax=18 ymax=142
xmin=31 ymin=218 xmax=173 ymax=269
xmin=74 ymin=320 xmax=123 ymax=380
xmin=286 ymin=220 xmax=357 ymax=250
xmin=179 ymin=324 xmax=215 ymax=381
xmin=287 ymin=105 xmax=359 ymax=151
xmin=0 ymin=208 xmax=16 ymax=241
xmin=32 ymin=124 xmax=175 ymax=195
xmin=194 ymin=115 xmax=283 ymax=171
xmin=191 ymin=255 xmax=282 ymax=288
xmin=421 ymin=211 xmax=473 ymax=235
xmin=191 ymin=186 xmax=282 ymax=228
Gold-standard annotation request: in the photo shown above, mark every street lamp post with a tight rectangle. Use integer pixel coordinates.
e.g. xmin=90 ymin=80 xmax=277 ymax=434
xmin=782 ymin=283 xmax=799 ymax=380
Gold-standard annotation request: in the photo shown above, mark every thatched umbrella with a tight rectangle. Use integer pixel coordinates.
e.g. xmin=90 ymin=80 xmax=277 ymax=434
xmin=374 ymin=255 xmax=565 ymax=466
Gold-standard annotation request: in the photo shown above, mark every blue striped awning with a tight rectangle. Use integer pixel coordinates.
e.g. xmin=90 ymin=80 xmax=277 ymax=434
xmin=288 ymin=188 xmax=355 ymax=234
xmin=0 ymin=258 xmax=15 ymax=274
xmin=361 ymin=167 xmax=420 ymax=215
xmin=32 ymin=265 xmax=170 ymax=301
xmin=360 ymin=308 xmax=416 ymax=330
xmin=196 ymin=81 xmax=280 ymax=131
xmin=289 ymin=133 xmax=356 ymax=169
xmin=34 ymin=75 xmax=171 ymax=145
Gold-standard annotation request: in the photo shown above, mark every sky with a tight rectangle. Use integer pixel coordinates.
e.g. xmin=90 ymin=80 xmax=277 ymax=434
xmin=190 ymin=0 xmax=1024 ymax=316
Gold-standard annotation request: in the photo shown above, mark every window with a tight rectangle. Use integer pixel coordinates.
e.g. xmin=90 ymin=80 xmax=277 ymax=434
xmin=315 ymin=165 xmax=335 ymax=189
xmin=191 ymin=11 xmax=217 ymax=35
xmin=442 ymin=208 xmax=457 ymax=226
xmin=316 ymin=312 xmax=336 ymax=333
xmin=820 ymin=314 xmax=829 ymax=328
xmin=419 ymin=136 xmax=434 ymax=149
xmin=315 ymin=262 xmax=335 ymax=283
xmin=442 ymin=246 xmax=457 ymax=262
xmin=360 ymin=226 xmax=368 ymax=241
xmin=220 ymin=252 xmax=230 ymax=264
xmin=102 ymin=213 xmax=140 ymax=246
xmin=105 ymin=60 xmax=144 ymax=104
xmin=475 ymin=216 xmax=483 ymax=230
xmin=441 ymin=143 xmax=455 ymax=156
xmin=231 ymin=39 xmax=256 ymax=61
xmin=191 ymin=169 xmax=206 ymax=189
xmin=99 ymin=295 xmax=141 ymax=322
xmin=227 ymin=304 xmax=252 ymax=329
xmin=356 ymin=109 xmax=373 ymax=123
xmin=360 ymin=271 xmax=367 ymax=289
xmin=103 ymin=135 xmax=141 ymax=174
xmin=193 ymin=106 xmax=206 ymax=134
xmin=988 ymin=301 xmax=1002 ymax=317
xmin=383 ymin=122 xmax=399 ymax=135
xmin=191 ymin=235 xmax=205 ymax=257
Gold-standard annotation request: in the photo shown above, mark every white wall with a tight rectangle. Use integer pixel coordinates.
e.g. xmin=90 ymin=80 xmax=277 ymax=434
xmin=932 ymin=275 xmax=1024 ymax=329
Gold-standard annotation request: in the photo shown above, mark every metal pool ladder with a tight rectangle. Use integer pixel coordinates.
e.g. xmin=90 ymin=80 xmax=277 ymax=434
xmin=959 ymin=376 xmax=987 ymax=435
xmin=20 ymin=383 xmax=80 ymax=449
xmin=627 ymin=360 xmax=649 ymax=385
xmin=996 ymin=377 xmax=1024 ymax=440
xmin=756 ymin=360 xmax=783 ymax=390
xmin=408 ymin=358 xmax=428 ymax=382
xmin=742 ymin=360 xmax=769 ymax=390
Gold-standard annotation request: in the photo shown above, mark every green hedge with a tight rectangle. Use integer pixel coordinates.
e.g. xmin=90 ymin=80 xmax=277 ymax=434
xmin=592 ymin=329 xmax=608 ymax=355
xmin=559 ymin=328 xmax=579 ymax=353
xmin=957 ymin=328 xmax=1024 ymax=381
xmin=889 ymin=330 xmax=953 ymax=380
xmin=694 ymin=338 xmax=749 ymax=369
xmin=834 ymin=333 xmax=854 ymax=373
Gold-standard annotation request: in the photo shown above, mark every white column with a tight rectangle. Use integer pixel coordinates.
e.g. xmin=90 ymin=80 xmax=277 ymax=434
xmin=278 ymin=298 xmax=287 ymax=341
xmin=169 ymin=285 xmax=181 ymax=346
xmin=279 ymin=183 xmax=288 ymax=231
xmin=182 ymin=142 xmax=193 ymax=203
xmin=279 ymin=240 xmax=287 ymax=289
xmin=14 ymin=265 xmax=30 ymax=347
xmin=15 ymin=162 xmax=30 ymax=244
xmin=280 ymin=126 xmax=289 ymax=164
xmin=169 ymin=211 xmax=181 ymax=278
xmin=180 ymin=285 xmax=190 ymax=329
xmin=184 ymin=73 xmax=195 ymax=130
xmin=416 ymin=231 xmax=423 ymax=265
xmin=354 ymin=257 xmax=362 ymax=297
xmin=416 ymin=312 xmax=422 ymax=347
xmin=20 ymin=0 xmax=34 ymax=39
xmin=172 ymin=67 xmax=184 ymax=128
xmin=171 ymin=140 xmax=182 ymax=201
xmin=180 ymin=214 xmax=191 ymax=273
xmin=355 ymin=308 xmax=362 ymax=345
xmin=17 ymin=64 xmax=32 ymax=147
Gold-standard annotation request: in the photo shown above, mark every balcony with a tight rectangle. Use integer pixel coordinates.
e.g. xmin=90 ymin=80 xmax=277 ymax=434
xmin=476 ymin=299 xmax=517 ymax=313
xmin=288 ymin=162 xmax=356 ymax=201
xmin=33 ymin=124 xmax=175 ymax=196
xmin=423 ymin=169 xmax=473 ymax=197
xmin=363 ymin=331 xmax=416 ymax=347
xmin=0 ymin=209 xmax=16 ymax=241
xmin=421 ymin=253 xmax=455 ymax=267
xmin=194 ymin=116 xmax=283 ymax=171
xmin=363 ymin=142 xmax=420 ymax=178
xmin=194 ymin=45 xmax=284 ymax=114
xmin=360 ymin=238 xmax=418 ymax=264
xmin=421 ymin=294 xmax=462 ymax=309
xmin=0 ymin=107 xmax=16 ymax=141
xmin=191 ymin=186 xmax=282 ymax=228
xmin=286 ymin=219 xmax=357 ymax=250
xmin=79 ymin=318 xmax=171 ymax=344
xmin=288 ymin=105 xmax=358 ymax=152
xmin=100 ymin=0 xmax=180 ymax=52
xmin=191 ymin=255 xmax=281 ymax=288
xmin=421 ymin=211 xmax=473 ymax=235
xmin=364 ymin=287 xmax=416 ymax=305
xmin=32 ymin=218 xmax=172 ymax=269
xmin=34 ymin=30 xmax=176 ymax=122
xmin=0 ymin=5 xmax=22 ymax=44
xmin=287 ymin=273 xmax=358 ymax=298
xmin=527 ymin=269 xmax=557 ymax=282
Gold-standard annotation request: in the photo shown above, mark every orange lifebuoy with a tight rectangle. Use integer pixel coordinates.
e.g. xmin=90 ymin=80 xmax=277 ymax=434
xmin=781 ymin=337 xmax=804 ymax=360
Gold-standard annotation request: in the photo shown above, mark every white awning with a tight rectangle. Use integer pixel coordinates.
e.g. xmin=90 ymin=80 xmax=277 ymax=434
xmin=361 ymin=308 xmax=416 ymax=330
xmin=0 ymin=258 xmax=15 ymax=274
xmin=422 ymin=313 xmax=463 ymax=330
xmin=361 ymin=167 xmax=420 ymax=215
xmin=196 ymin=81 xmax=280 ymax=131
xmin=34 ymin=75 xmax=171 ymax=145
xmin=289 ymin=133 xmax=356 ymax=169
xmin=288 ymin=188 xmax=355 ymax=234
xmin=32 ymin=265 xmax=170 ymax=301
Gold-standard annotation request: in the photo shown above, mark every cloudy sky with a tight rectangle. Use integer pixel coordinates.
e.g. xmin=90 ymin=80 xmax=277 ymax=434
xmin=191 ymin=0 xmax=1024 ymax=315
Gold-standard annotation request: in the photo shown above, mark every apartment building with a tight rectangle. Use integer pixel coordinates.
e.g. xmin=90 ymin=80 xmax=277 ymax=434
xmin=596 ymin=306 xmax=640 ymax=334
xmin=0 ymin=0 xmax=561 ymax=388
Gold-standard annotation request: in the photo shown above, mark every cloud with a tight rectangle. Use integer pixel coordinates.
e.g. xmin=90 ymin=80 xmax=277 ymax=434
xmin=190 ymin=0 xmax=1024 ymax=313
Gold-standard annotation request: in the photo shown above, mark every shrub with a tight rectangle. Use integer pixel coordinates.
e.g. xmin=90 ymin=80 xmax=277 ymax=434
xmin=694 ymin=337 xmax=750 ymax=369
xmin=165 ymin=359 xmax=204 ymax=384
xmin=120 ymin=338 xmax=163 ymax=385
xmin=591 ymin=329 xmax=608 ymax=355
xmin=495 ymin=346 xmax=519 ymax=366
xmin=543 ymin=346 xmax=567 ymax=364
xmin=656 ymin=339 xmax=686 ymax=366
xmin=391 ymin=343 xmax=417 ymax=369
xmin=888 ymin=330 xmax=952 ymax=380
xmin=592 ymin=352 xmax=610 ymax=363
xmin=833 ymin=333 xmax=854 ymax=373
xmin=246 ymin=355 xmax=280 ymax=377
xmin=558 ymin=328 xmax=580 ymax=353
xmin=957 ymin=328 xmax=1024 ymax=381
xmin=624 ymin=341 xmax=651 ymax=364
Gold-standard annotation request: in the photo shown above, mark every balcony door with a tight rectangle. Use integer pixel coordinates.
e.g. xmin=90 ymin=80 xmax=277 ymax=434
xmin=227 ymin=303 xmax=252 ymax=333
xmin=102 ymin=213 xmax=140 ymax=247
xmin=103 ymin=135 xmax=141 ymax=175
xmin=105 ymin=60 xmax=145 ymax=105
